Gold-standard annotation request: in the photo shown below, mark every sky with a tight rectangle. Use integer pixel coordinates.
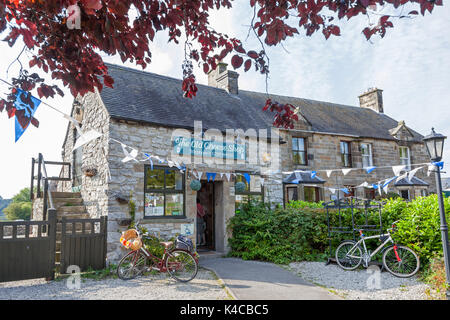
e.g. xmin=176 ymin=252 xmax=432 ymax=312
xmin=0 ymin=3 xmax=449 ymax=198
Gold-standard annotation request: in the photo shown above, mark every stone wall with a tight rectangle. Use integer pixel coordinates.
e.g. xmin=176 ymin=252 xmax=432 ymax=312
xmin=280 ymin=131 xmax=434 ymax=201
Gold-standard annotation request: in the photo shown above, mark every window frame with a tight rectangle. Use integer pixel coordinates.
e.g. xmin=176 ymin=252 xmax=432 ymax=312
xmin=235 ymin=172 xmax=265 ymax=207
xmin=399 ymin=146 xmax=411 ymax=170
xmin=340 ymin=141 xmax=352 ymax=168
xmin=144 ymin=165 xmax=186 ymax=219
xmin=360 ymin=143 xmax=373 ymax=168
xmin=292 ymin=137 xmax=308 ymax=166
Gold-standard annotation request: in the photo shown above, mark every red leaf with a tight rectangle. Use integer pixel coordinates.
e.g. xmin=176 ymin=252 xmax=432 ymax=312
xmin=203 ymin=63 xmax=209 ymax=74
xmin=31 ymin=117 xmax=39 ymax=128
xmin=247 ymin=51 xmax=259 ymax=59
xmin=231 ymin=55 xmax=244 ymax=69
xmin=244 ymin=59 xmax=252 ymax=72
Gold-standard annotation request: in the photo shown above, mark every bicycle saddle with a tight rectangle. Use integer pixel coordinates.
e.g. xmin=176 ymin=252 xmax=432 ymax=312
xmin=160 ymin=241 xmax=173 ymax=248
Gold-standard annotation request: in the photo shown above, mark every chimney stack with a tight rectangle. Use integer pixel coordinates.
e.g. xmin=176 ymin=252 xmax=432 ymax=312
xmin=208 ymin=62 xmax=239 ymax=95
xmin=358 ymin=88 xmax=384 ymax=113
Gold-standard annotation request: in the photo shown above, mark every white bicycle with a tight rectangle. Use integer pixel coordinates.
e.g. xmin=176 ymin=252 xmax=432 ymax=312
xmin=335 ymin=221 xmax=420 ymax=278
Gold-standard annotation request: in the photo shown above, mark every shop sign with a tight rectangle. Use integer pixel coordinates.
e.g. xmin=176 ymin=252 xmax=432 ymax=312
xmin=173 ymin=136 xmax=246 ymax=160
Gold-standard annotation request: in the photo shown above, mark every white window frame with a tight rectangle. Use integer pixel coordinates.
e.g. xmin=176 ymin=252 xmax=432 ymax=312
xmin=361 ymin=143 xmax=373 ymax=168
xmin=399 ymin=146 xmax=411 ymax=170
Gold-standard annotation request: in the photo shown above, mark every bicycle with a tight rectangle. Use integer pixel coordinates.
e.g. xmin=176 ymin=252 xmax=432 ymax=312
xmin=335 ymin=221 xmax=420 ymax=278
xmin=116 ymin=222 xmax=199 ymax=282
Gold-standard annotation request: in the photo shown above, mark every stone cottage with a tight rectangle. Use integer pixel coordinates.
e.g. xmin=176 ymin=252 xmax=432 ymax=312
xmin=57 ymin=63 xmax=433 ymax=262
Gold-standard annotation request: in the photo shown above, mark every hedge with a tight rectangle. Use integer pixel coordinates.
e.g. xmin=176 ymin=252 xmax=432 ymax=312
xmin=227 ymin=195 xmax=450 ymax=267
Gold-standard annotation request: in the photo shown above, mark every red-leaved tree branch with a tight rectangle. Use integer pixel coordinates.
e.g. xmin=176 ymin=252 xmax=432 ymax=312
xmin=0 ymin=0 xmax=443 ymax=130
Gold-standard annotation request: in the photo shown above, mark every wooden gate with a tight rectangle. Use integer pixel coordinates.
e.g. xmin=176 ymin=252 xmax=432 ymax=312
xmin=59 ymin=216 xmax=107 ymax=273
xmin=0 ymin=210 xmax=57 ymax=282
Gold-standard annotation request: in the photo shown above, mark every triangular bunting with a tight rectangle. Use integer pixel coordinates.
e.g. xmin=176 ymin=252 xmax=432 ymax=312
xmin=326 ymin=170 xmax=333 ymax=178
xmin=342 ymin=168 xmax=352 ymax=176
xmin=392 ymin=165 xmax=406 ymax=176
xmin=365 ymin=166 xmax=376 ymax=174
xmin=408 ymin=166 xmax=424 ymax=181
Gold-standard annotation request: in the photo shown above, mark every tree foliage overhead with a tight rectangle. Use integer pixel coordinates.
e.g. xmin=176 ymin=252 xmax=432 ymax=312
xmin=0 ymin=0 xmax=442 ymax=129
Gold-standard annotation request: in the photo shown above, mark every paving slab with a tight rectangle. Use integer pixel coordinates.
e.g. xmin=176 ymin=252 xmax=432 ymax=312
xmin=201 ymin=257 xmax=340 ymax=300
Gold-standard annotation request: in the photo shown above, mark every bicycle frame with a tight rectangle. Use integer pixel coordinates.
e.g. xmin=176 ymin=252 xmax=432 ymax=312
xmin=346 ymin=231 xmax=395 ymax=262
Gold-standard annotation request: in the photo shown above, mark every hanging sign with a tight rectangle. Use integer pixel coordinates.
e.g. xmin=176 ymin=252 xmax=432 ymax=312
xmin=173 ymin=136 xmax=246 ymax=160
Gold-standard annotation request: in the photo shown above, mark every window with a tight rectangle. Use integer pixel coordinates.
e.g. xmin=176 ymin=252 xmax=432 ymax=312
xmin=287 ymin=187 xmax=298 ymax=202
xmin=144 ymin=166 xmax=185 ymax=218
xmin=364 ymin=188 xmax=376 ymax=200
xmin=235 ymin=174 xmax=264 ymax=209
xmin=361 ymin=143 xmax=373 ymax=168
xmin=304 ymin=186 xmax=321 ymax=202
xmin=292 ymin=137 xmax=307 ymax=165
xmin=340 ymin=141 xmax=352 ymax=167
xmin=400 ymin=189 xmax=410 ymax=201
xmin=399 ymin=147 xmax=411 ymax=170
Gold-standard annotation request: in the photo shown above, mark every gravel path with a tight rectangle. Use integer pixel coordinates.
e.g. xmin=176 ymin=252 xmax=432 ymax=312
xmin=287 ymin=262 xmax=438 ymax=300
xmin=0 ymin=269 xmax=232 ymax=300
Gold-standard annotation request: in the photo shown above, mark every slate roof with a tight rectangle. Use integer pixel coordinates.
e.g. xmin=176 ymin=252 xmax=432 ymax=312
xmin=100 ymin=63 xmax=424 ymax=142
xmin=283 ymin=172 xmax=326 ymax=185
xmin=394 ymin=176 xmax=429 ymax=187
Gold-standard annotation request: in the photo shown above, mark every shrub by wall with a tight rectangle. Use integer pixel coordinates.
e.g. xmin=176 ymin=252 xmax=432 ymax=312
xmin=228 ymin=195 xmax=450 ymax=267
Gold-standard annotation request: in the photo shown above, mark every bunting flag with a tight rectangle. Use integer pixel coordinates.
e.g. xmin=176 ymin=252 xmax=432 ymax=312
xmin=243 ymin=173 xmax=251 ymax=184
xmin=294 ymin=171 xmax=301 ymax=180
xmin=340 ymin=188 xmax=350 ymax=195
xmin=142 ymin=153 xmax=154 ymax=170
xmin=396 ymin=172 xmax=408 ymax=183
xmin=328 ymin=188 xmax=336 ymax=194
xmin=365 ymin=166 xmax=376 ymax=174
xmin=225 ymin=173 xmax=231 ymax=182
xmin=206 ymin=172 xmax=217 ymax=182
xmin=13 ymin=89 xmax=41 ymax=142
xmin=378 ymin=184 xmax=382 ymax=196
xmin=120 ymin=143 xmax=139 ymax=163
xmin=392 ymin=165 xmax=406 ymax=176
xmin=73 ymin=129 xmax=103 ymax=151
xmin=432 ymin=161 xmax=444 ymax=169
xmin=197 ymin=171 xmax=204 ymax=180
xmin=356 ymin=182 xmax=369 ymax=188
xmin=383 ymin=184 xmax=389 ymax=194
xmin=383 ymin=176 xmax=397 ymax=188
xmin=326 ymin=170 xmax=333 ymax=178
xmin=311 ymin=171 xmax=317 ymax=179
xmin=342 ymin=168 xmax=352 ymax=176
xmin=408 ymin=166 xmax=424 ymax=181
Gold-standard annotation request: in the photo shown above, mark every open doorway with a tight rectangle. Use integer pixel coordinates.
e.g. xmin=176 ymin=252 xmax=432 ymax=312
xmin=197 ymin=181 xmax=215 ymax=251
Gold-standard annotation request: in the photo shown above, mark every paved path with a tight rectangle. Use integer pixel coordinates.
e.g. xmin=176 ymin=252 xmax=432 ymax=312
xmin=200 ymin=257 xmax=340 ymax=300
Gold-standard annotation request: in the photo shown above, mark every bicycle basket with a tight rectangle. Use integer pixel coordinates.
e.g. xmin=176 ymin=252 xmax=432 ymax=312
xmin=175 ymin=235 xmax=194 ymax=252
xmin=120 ymin=229 xmax=142 ymax=251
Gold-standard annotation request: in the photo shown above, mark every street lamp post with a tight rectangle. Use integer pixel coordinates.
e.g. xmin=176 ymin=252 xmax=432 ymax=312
xmin=423 ymin=128 xmax=450 ymax=299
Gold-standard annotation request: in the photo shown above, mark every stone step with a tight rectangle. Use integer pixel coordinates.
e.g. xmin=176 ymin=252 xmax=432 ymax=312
xmin=57 ymin=206 xmax=87 ymax=214
xmin=50 ymin=192 xmax=81 ymax=199
xmin=57 ymin=213 xmax=90 ymax=220
xmin=52 ymin=198 xmax=84 ymax=206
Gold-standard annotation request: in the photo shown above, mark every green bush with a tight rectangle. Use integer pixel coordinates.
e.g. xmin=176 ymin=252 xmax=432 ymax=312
xmin=227 ymin=195 xmax=449 ymax=267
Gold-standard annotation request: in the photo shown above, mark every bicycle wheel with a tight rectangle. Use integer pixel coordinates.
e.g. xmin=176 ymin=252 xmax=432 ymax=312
xmin=335 ymin=240 xmax=363 ymax=270
xmin=165 ymin=249 xmax=198 ymax=282
xmin=117 ymin=250 xmax=147 ymax=280
xmin=382 ymin=245 xmax=420 ymax=278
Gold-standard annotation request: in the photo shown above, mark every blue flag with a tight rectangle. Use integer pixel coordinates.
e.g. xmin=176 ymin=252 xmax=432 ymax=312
xmin=206 ymin=173 xmax=217 ymax=182
xmin=14 ymin=89 xmax=41 ymax=142
xmin=432 ymin=161 xmax=444 ymax=169
xmin=340 ymin=188 xmax=350 ymax=195
xmin=365 ymin=166 xmax=376 ymax=174
xmin=243 ymin=173 xmax=251 ymax=184
xmin=311 ymin=171 xmax=317 ymax=179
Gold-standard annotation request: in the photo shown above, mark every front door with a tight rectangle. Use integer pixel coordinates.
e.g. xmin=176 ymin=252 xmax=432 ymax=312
xmin=197 ymin=181 xmax=215 ymax=251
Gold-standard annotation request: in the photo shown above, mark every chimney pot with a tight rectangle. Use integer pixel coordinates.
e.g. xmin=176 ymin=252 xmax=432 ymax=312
xmin=208 ymin=62 xmax=239 ymax=95
xmin=358 ymin=88 xmax=384 ymax=113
